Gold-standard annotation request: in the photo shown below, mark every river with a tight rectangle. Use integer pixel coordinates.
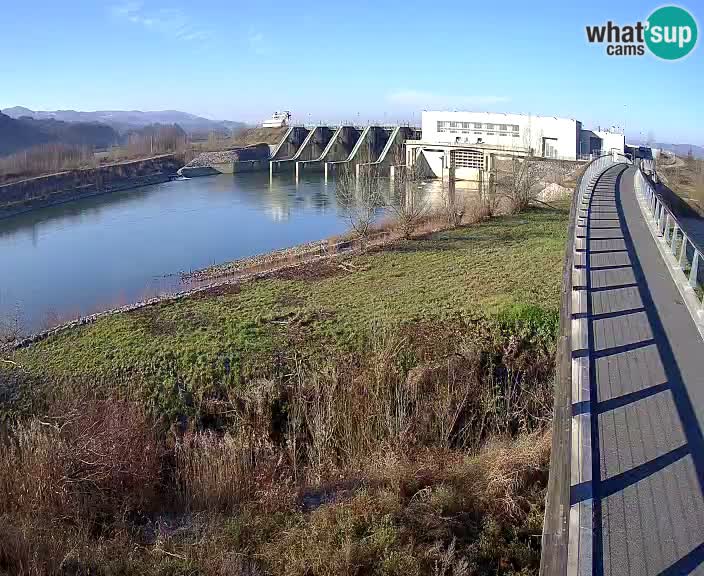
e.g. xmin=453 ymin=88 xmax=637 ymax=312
xmin=0 ymin=172 xmax=457 ymax=334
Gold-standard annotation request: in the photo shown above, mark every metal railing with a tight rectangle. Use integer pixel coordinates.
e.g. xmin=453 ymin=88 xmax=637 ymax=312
xmin=576 ymin=151 xmax=631 ymax=203
xmin=539 ymin=149 xmax=630 ymax=576
xmin=635 ymin=168 xmax=704 ymax=304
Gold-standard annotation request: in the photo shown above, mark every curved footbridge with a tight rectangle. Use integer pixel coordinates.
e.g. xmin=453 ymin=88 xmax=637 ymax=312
xmin=541 ymin=154 xmax=704 ymax=575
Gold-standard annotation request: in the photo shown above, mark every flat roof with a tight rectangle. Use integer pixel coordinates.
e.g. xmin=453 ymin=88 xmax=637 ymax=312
xmin=422 ymin=110 xmax=578 ymax=122
xmin=406 ymin=140 xmax=531 ymax=152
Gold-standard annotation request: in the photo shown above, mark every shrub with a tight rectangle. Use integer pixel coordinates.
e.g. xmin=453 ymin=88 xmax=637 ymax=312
xmin=0 ymin=399 xmax=163 ymax=522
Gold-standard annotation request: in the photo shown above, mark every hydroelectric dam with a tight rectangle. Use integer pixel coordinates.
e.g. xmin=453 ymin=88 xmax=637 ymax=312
xmin=178 ymin=124 xmax=421 ymax=180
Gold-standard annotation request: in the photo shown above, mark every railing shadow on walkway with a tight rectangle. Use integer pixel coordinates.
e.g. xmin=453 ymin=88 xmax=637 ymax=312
xmin=572 ymin=165 xmax=704 ymax=576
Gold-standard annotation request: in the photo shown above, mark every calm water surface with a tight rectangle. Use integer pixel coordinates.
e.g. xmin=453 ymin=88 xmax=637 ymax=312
xmin=1 ymin=172 xmax=353 ymax=332
xmin=0 ymin=172 xmax=459 ymax=333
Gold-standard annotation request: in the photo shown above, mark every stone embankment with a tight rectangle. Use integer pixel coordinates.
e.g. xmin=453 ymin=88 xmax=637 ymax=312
xmin=178 ymin=144 xmax=270 ymax=177
xmin=0 ymin=155 xmax=183 ymax=218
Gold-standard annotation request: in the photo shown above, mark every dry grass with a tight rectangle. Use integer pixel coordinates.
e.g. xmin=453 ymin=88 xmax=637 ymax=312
xmin=176 ymin=431 xmax=258 ymax=512
xmin=660 ymin=154 xmax=704 ymax=213
xmin=0 ymin=400 xmax=162 ymax=523
xmin=0 ymin=316 xmax=554 ymax=574
xmin=241 ymin=430 xmax=552 ymax=576
xmin=1 ymin=429 xmax=549 ymax=576
xmin=0 ymin=182 xmax=566 ymax=573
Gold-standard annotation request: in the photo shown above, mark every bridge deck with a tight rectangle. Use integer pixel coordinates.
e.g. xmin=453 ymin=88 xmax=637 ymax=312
xmin=571 ymin=164 xmax=704 ymax=575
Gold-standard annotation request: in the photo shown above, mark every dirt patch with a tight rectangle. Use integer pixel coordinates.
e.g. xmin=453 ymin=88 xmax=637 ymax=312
xmin=269 ymin=258 xmax=350 ymax=281
xmin=190 ymin=283 xmax=241 ymax=299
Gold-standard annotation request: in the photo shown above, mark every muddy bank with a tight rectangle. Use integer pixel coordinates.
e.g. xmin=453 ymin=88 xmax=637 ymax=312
xmin=0 ymin=155 xmax=183 ymax=218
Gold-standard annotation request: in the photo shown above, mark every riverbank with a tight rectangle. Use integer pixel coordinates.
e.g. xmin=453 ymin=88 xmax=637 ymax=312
xmin=1 ymin=200 xmax=570 ymax=575
xmin=0 ymin=154 xmax=183 ymax=218
xmin=2 ymin=235 xmax=373 ymax=354
xmin=5 ymin=203 xmax=569 ymax=412
xmin=1 ymin=205 xmax=517 ymax=353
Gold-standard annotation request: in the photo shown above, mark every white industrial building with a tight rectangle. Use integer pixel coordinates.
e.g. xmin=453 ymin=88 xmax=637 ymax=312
xmin=421 ymin=111 xmax=582 ymax=159
xmin=580 ymin=128 xmax=625 ymax=158
xmin=407 ymin=110 xmax=626 ymax=180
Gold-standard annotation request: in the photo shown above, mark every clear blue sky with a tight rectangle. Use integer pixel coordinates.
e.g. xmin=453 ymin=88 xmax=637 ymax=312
xmin=1 ymin=0 xmax=701 ymax=143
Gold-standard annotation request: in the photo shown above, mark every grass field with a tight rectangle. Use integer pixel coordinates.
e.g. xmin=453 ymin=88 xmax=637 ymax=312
xmin=1 ymin=202 xmax=570 ymax=575
xmin=10 ymin=205 xmax=568 ymax=416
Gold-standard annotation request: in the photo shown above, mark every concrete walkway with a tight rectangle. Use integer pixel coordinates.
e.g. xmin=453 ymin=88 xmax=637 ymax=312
xmin=572 ymin=164 xmax=704 ymax=575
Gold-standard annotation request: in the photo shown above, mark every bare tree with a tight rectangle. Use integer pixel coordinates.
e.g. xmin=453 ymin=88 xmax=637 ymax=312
xmin=550 ymin=159 xmax=574 ymax=186
xmin=389 ymin=161 xmax=428 ymax=238
xmin=438 ymin=178 xmax=465 ymax=227
xmin=0 ymin=143 xmax=95 ymax=183
xmin=478 ymin=163 xmax=502 ymax=217
xmin=496 ymin=156 xmax=546 ymax=212
xmin=335 ymin=162 xmax=385 ymax=238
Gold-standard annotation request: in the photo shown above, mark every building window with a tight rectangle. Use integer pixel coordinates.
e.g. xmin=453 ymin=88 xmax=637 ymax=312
xmin=512 ymin=125 xmax=519 ymax=132
xmin=486 ymin=132 xmax=495 ymax=136
xmin=437 ymin=121 xmax=450 ymax=131
xmin=499 ymin=124 xmax=508 ymax=131
xmin=485 ymin=123 xmax=495 ymax=130
xmin=512 ymin=133 xmax=520 ymax=137
xmin=474 ymin=123 xmax=482 ymax=129
xmin=451 ymin=149 xmax=484 ymax=169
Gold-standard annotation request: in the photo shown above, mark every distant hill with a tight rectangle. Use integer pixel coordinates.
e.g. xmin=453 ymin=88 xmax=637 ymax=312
xmin=124 ymin=123 xmax=187 ymax=140
xmin=0 ymin=112 xmax=52 ymax=155
xmin=0 ymin=112 xmax=119 ymax=156
xmin=655 ymin=142 xmax=704 ymax=159
xmin=2 ymin=107 xmax=246 ymax=136
xmin=18 ymin=117 xmax=118 ymax=149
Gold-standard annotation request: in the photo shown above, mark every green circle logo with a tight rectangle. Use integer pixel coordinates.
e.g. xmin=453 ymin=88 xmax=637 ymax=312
xmin=645 ymin=6 xmax=698 ymax=60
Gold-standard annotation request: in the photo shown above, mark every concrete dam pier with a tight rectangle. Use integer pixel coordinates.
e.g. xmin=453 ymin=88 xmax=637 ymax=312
xmin=179 ymin=125 xmax=420 ymax=179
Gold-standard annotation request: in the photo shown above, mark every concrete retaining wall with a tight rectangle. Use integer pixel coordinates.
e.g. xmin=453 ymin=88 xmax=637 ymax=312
xmin=0 ymin=155 xmax=182 ymax=218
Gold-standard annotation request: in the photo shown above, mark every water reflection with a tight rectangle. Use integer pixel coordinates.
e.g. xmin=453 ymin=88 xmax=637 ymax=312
xmin=0 ymin=172 xmax=478 ymax=333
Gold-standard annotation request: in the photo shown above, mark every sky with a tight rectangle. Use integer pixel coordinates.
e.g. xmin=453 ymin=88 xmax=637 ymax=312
xmin=0 ymin=0 xmax=702 ymax=144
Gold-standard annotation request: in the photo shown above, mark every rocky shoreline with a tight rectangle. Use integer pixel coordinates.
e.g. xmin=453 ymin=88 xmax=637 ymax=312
xmin=182 ymin=240 xmax=341 ymax=282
